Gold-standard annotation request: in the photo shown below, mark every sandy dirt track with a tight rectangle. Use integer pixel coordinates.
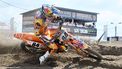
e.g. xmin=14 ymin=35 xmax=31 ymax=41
xmin=0 ymin=35 xmax=122 ymax=69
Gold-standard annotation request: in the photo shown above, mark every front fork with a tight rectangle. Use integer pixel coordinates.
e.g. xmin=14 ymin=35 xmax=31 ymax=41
xmin=67 ymin=42 xmax=89 ymax=57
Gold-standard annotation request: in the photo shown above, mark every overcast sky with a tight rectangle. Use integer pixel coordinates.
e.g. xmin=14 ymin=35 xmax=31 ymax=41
xmin=0 ymin=0 xmax=122 ymax=39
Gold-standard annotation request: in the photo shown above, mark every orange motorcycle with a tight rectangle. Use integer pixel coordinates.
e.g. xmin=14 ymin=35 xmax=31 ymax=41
xmin=14 ymin=21 xmax=102 ymax=61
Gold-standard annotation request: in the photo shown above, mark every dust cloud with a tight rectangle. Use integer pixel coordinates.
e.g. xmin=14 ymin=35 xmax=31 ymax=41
xmin=0 ymin=33 xmax=22 ymax=54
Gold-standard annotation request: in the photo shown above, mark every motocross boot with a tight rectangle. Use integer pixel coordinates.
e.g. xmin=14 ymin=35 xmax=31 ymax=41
xmin=39 ymin=51 xmax=50 ymax=64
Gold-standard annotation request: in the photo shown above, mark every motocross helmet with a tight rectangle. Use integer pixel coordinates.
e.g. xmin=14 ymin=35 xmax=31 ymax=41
xmin=42 ymin=4 xmax=60 ymax=18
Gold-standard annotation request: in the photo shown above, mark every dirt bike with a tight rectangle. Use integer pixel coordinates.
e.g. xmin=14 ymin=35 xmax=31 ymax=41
xmin=14 ymin=19 xmax=102 ymax=61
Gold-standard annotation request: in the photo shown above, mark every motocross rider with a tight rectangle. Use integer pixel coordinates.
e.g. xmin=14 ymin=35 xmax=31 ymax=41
xmin=33 ymin=4 xmax=67 ymax=64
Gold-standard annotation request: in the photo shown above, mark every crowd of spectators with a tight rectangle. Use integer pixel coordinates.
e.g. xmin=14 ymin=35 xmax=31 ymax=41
xmin=63 ymin=22 xmax=95 ymax=28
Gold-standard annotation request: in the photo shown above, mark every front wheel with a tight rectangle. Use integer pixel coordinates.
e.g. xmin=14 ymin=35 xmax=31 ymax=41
xmin=84 ymin=48 xmax=103 ymax=61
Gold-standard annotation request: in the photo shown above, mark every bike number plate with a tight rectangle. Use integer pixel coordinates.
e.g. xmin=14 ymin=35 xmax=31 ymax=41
xmin=59 ymin=32 xmax=68 ymax=41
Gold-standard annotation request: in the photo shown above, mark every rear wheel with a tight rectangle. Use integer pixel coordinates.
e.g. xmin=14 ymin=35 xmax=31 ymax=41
xmin=20 ymin=42 xmax=46 ymax=54
xmin=84 ymin=48 xmax=103 ymax=61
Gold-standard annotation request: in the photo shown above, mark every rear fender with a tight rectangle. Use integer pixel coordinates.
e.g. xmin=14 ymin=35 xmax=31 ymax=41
xmin=14 ymin=33 xmax=44 ymax=43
